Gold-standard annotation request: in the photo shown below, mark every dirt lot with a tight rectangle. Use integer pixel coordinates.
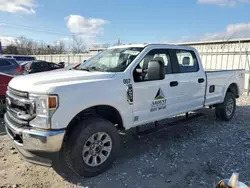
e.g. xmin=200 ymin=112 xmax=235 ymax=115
xmin=0 ymin=95 xmax=250 ymax=188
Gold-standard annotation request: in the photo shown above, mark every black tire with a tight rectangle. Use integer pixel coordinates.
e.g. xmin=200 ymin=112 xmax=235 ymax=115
xmin=215 ymin=92 xmax=236 ymax=121
xmin=63 ymin=117 xmax=120 ymax=177
xmin=0 ymin=97 xmax=6 ymax=118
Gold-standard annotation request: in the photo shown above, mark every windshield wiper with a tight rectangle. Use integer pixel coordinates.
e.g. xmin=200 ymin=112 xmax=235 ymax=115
xmin=88 ymin=66 xmax=105 ymax=72
xmin=76 ymin=66 xmax=104 ymax=72
xmin=77 ymin=67 xmax=91 ymax=72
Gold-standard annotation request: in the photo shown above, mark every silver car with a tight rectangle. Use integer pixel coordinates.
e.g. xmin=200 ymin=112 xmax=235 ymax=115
xmin=0 ymin=57 xmax=22 ymax=75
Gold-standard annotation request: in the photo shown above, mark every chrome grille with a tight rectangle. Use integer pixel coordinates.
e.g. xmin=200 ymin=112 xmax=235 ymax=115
xmin=8 ymin=87 xmax=28 ymax=98
xmin=6 ymin=111 xmax=29 ymax=127
xmin=6 ymin=88 xmax=35 ymax=126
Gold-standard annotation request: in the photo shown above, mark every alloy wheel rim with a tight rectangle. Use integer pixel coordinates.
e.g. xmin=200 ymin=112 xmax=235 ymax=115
xmin=226 ymin=98 xmax=235 ymax=116
xmin=82 ymin=132 xmax=112 ymax=167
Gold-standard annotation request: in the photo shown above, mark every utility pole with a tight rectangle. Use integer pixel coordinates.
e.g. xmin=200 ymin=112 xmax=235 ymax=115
xmin=117 ymin=38 xmax=121 ymax=45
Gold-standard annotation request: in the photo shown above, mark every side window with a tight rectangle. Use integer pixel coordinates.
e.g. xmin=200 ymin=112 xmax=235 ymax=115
xmin=48 ymin=63 xmax=54 ymax=68
xmin=133 ymin=49 xmax=172 ymax=82
xmin=175 ymin=50 xmax=199 ymax=73
xmin=0 ymin=60 xmax=12 ymax=67
xmin=40 ymin=62 xmax=49 ymax=70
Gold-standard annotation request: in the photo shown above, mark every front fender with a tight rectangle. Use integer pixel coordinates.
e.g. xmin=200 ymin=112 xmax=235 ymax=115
xmin=51 ymin=79 xmax=133 ymax=130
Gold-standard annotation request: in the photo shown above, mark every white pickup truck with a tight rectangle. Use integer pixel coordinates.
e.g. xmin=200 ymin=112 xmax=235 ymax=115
xmin=4 ymin=44 xmax=245 ymax=177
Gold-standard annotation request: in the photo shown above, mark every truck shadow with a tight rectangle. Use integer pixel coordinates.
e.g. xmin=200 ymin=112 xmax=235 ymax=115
xmin=52 ymin=109 xmax=214 ymax=185
xmin=52 ymin=105 xmax=250 ymax=186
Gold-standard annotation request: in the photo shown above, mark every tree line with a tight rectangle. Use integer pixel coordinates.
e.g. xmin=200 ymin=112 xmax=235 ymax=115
xmin=1 ymin=35 xmax=114 ymax=55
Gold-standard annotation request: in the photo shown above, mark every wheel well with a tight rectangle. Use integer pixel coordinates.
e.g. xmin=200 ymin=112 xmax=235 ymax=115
xmin=64 ymin=105 xmax=124 ymax=140
xmin=227 ymin=83 xmax=239 ymax=98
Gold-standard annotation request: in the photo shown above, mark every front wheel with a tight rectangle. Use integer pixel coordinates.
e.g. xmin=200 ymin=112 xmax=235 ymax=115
xmin=63 ymin=117 xmax=120 ymax=177
xmin=215 ymin=92 xmax=236 ymax=121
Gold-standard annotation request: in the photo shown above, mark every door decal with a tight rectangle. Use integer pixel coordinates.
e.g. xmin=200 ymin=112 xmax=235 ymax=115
xmin=126 ymin=84 xmax=133 ymax=105
xmin=150 ymin=88 xmax=167 ymax=112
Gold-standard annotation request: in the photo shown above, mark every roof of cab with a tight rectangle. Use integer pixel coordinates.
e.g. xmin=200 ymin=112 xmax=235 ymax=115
xmin=108 ymin=43 xmax=196 ymax=51
xmin=108 ymin=43 xmax=148 ymax=49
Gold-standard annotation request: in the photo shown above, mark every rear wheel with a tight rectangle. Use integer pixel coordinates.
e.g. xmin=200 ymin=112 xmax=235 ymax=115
xmin=215 ymin=92 xmax=236 ymax=121
xmin=63 ymin=117 xmax=120 ymax=177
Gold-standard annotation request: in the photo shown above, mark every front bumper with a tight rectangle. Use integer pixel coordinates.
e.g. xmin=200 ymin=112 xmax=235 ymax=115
xmin=4 ymin=113 xmax=65 ymax=166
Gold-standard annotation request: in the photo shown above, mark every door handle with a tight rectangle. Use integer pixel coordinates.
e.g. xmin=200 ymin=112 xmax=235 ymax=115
xmin=170 ymin=81 xmax=178 ymax=87
xmin=198 ymin=78 xmax=205 ymax=83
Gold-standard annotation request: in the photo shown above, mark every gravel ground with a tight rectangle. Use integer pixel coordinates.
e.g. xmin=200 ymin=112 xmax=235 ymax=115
xmin=0 ymin=94 xmax=250 ymax=188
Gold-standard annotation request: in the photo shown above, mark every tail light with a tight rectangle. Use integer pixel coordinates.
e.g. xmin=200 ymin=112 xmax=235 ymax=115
xmin=16 ymin=67 xmax=22 ymax=72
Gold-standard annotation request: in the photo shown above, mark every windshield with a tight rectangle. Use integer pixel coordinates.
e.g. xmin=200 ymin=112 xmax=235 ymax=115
xmin=77 ymin=47 xmax=143 ymax=72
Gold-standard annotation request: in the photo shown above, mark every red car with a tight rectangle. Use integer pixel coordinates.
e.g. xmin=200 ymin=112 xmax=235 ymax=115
xmin=0 ymin=73 xmax=14 ymax=115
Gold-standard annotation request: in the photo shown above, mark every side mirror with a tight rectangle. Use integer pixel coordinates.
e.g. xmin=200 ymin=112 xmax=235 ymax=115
xmin=147 ymin=60 xmax=165 ymax=81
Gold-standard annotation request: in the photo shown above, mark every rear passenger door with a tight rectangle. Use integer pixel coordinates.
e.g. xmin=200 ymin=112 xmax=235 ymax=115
xmin=168 ymin=49 xmax=206 ymax=114
xmin=41 ymin=62 xmax=50 ymax=71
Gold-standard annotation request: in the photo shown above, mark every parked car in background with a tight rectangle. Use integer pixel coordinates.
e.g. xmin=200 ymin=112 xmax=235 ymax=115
xmin=0 ymin=73 xmax=14 ymax=116
xmin=58 ymin=62 xmax=65 ymax=68
xmin=64 ymin=63 xmax=81 ymax=70
xmin=2 ymin=55 xmax=36 ymax=65
xmin=20 ymin=61 xmax=34 ymax=71
xmin=0 ymin=57 xmax=23 ymax=75
xmin=23 ymin=60 xmax=63 ymax=74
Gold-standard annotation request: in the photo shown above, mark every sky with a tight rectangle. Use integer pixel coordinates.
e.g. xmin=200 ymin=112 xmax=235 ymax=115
xmin=0 ymin=0 xmax=250 ymax=47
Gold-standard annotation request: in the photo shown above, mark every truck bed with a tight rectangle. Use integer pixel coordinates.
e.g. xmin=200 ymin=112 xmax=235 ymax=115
xmin=204 ymin=69 xmax=245 ymax=106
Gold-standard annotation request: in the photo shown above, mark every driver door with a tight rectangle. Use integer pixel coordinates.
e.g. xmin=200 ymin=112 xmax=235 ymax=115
xmin=132 ymin=49 xmax=173 ymax=126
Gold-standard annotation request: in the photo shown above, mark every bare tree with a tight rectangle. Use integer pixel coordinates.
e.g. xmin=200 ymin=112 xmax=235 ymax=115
xmin=54 ymin=41 xmax=66 ymax=54
xmin=71 ymin=34 xmax=86 ymax=54
xmin=15 ymin=36 xmax=35 ymax=55
xmin=102 ymin=43 xmax=110 ymax=48
xmin=92 ymin=44 xmax=101 ymax=49
xmin=3 ymin=45 xmax=19 ymax=54
xmin=2 ymin=35 xmax=68 ymax=55
xmin=92 ymin=43 xmax=110 ymax=49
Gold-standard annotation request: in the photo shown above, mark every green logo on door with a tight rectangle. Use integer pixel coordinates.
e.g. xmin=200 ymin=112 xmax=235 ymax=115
xmin=151 ymin=88 xmax=166 ymax=112
xmin=154 ymin=88 xmax=165 ymax=100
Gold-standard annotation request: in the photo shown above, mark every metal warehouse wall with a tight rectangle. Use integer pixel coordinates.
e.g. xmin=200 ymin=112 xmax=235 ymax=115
xmin=35 ymin=39 xmax=250 ymax=92
xmin=35 ymin=53 xmax=95 ymax=64
xmin=181 ymin=39 xmax=250 ymax=93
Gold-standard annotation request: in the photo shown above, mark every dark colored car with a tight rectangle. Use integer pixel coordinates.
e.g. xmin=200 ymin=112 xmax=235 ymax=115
xmin=3 ymin=55 xmax=36 ymax=65
xmin=0 ymin=73 xmax=14 ymax=116
xmin=0 ymin=57 xmax=22 ymax=75
xmin=58 ymin=62 xmax=65 ymax=68
xmin=23 ymin=60 xmax=63 ymax=74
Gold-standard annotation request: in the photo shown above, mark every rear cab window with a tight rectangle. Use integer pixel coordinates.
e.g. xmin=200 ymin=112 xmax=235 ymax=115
xmin=172 ymin=49 xmax=199 ymax=73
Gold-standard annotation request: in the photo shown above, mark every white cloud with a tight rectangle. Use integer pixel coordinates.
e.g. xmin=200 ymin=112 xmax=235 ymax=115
xmin=65 ymin=15 xmax=108 ymax=47
xmin=59 ymin=37 xmax=73 ymax=42
xmin=175 ymin=21 xmax=250 ymax=43
xmin=197 ymin=0 xmax=250 ymax=6
xmin=201 ymin=22 xmax=250 ymax=40
xmin=0 ymin=0 xmax=36 ymax=14
xmin=0 ymin=36 xmax=17 ymax=46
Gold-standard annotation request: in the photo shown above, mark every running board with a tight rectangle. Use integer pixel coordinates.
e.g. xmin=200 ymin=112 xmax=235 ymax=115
xmin=134 ymin=112 xmax=205 ymax=139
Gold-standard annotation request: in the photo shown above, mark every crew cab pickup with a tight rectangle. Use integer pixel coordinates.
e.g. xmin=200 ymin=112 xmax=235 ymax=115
xmin=4 ymin=44 xmax=245 ymax=177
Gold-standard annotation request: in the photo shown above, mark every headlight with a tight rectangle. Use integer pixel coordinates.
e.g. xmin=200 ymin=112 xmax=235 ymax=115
xmin=29 ymin=94 xmax=59 ymax=129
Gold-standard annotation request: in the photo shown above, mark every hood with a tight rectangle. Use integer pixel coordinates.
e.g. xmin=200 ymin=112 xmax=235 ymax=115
xmin=9 ymin=70 xmax=115 ymax=94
